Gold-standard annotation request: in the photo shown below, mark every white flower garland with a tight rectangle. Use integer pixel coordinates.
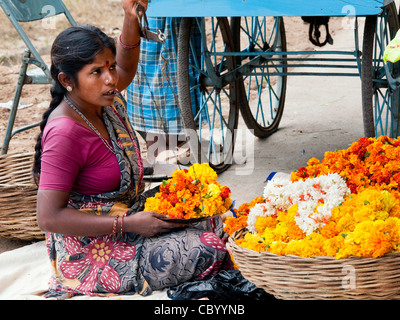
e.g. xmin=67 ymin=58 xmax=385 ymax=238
xmin=247 ymin=173 xmax=350 ymax=235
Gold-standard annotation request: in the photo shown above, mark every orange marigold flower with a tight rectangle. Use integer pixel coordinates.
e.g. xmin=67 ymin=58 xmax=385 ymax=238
xmin=224 ymin=215 xmax=248 ymax=236
xmin=320 ymin=221 xmax=339 ymax=238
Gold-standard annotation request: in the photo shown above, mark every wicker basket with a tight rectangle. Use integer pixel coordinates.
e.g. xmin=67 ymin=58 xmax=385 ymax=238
xmin=0 ymin=152 xmax=44 ymax=241
xmin=227 ymin=228 xmax=400 ymax=300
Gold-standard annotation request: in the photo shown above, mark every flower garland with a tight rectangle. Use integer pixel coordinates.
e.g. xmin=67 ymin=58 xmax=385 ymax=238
xmin=144 ymin=163 xmax=232 ymax=219
xmin=247 ymin=173 xmax=350 ymax=235
xmin=235 ymin=136 xmax=400 ymax=259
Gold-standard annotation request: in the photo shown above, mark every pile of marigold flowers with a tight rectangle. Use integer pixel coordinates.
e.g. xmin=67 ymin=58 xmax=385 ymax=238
xmin=291 ymin=135 xmax=400 ymax=194
xmin=234 ymin=136 xmax=400 ymax=259
xmin=144 ymin=163 xmax=232 ymax=219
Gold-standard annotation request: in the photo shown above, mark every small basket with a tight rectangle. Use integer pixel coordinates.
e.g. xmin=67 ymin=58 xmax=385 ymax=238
xmin=227 ymin=228 xmax=400 ymax=300
xmin=0 ymin=152 xmax=44 ymax=241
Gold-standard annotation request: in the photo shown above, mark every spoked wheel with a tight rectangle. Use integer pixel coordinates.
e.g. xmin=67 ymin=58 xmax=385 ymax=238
xmin=230 ymin=16 xmax=287 ymax=138
xmin=362 ymin=2 xmax=400 ymax=138
xmin=177 ymin=17 xmax=240 ymax=173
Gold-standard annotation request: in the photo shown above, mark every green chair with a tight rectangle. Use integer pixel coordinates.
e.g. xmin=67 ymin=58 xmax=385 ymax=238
xmin=0 ymin=0 xmax=76 ymax=154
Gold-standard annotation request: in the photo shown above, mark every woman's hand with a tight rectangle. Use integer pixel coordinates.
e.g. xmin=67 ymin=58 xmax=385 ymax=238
xmin=122 ymin=0 xmax=148 ymax=19
xmin=125 ymin=211 xmax=185 ymax=237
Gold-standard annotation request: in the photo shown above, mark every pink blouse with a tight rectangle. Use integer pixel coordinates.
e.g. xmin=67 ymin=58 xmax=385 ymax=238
xmin=39 ymin=117 xmax=121 ymax=195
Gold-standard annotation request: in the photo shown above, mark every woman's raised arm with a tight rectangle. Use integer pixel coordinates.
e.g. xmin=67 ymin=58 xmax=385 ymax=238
xmin=116 ymin=0 xmax=148 ymax=92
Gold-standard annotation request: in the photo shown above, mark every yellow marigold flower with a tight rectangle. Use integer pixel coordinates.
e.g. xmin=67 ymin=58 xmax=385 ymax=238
xmin=236 ymin=233 xmax=266 ymax=252
xmin=187 ymin=163 xmax=217 ymax=184
xmin=278 ymin=205 xmax=297 ymax=224
xmin=283 ymin=206 xmax=306 ymax=240
xmin=260 ymin=228 xmax=275 ymax=245
xmin=336 ymin=215 xmax=357 ymax=233
xmin=268 ymin=240 xmax=287 ymax=255
xmin=385 ymin=217 xmax=400 ymax=244
xmin=207 ymin=183 xmax=221 ymax=198
xmin=375 ymin=210 xmax=390 ymax=221
xmin=274 ymin=222 xmax=289 ymax=242
xmin=323 ymin=235 xmax=345 ymax=257
xmin=224 ymin=198 xmax=233 ymax=210
xmin=380 ymin=190 xmax=396 ymax=212
xmin=255 ymin=216 xmax=277 ymax=234
xmin=144 ymin=196 xmax=159 ymax=212
xmin=389 ymin=194 xmax=400 ymax=218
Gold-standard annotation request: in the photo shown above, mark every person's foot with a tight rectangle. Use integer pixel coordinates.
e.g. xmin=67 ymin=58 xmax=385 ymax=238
xmin=176 ymin=147 xmax=192 ymax=166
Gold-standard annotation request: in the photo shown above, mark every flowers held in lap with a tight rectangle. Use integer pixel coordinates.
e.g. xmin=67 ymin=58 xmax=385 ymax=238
xmin=144 ymin=163 xmax=232 ymax=219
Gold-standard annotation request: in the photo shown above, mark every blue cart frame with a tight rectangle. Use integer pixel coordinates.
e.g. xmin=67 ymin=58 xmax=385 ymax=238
xmin=144 ymin=0 xmax=400 ymax=172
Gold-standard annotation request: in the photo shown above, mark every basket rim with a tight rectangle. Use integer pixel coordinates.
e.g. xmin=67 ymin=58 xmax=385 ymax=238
xmin=228 ymin=227 xmax=400 ymax=263
xmin=0 ymin=183 xmax=36 ymax=188
xmin=0 ymin=151 xmax=34 ymax=157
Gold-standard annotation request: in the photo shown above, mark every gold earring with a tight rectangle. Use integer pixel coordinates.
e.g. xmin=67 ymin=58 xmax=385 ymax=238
xmin=66 ymin=86 xmax=72 ymax=92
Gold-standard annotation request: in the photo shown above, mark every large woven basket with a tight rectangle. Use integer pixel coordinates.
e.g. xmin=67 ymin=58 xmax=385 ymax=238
xmin=227 ymin=228 xmax=400 ymax=300
xmin=0 ymin=152 xmax=44 ymax=241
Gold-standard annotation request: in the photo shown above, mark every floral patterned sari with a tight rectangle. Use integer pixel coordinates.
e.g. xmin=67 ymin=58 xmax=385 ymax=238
xmin=45 ymin=95 xmax=231 ymax=298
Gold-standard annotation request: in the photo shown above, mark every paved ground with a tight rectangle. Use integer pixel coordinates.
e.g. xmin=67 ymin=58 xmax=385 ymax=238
xmin=0 ymin=18 xmax=365 ymax=253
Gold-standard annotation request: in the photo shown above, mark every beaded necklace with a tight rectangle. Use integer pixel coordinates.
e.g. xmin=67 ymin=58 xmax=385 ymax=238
xmin=64 ymin=96 xmax=115 ymax=154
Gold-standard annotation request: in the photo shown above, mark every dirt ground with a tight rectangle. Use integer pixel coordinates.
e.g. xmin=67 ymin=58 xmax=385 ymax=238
xmin=0 ymin=0 xmax=346 ymax=252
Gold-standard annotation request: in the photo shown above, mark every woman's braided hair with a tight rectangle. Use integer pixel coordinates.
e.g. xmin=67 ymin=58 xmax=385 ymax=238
xmin=32 ymin=25 xmax=116 ymax=185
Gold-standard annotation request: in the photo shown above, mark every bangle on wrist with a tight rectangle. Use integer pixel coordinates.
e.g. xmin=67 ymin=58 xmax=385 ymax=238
xmin=112 ymin=215 xmax=119 ymax=238
xmin=119 ymin=34 xmax=141 ymax=50
xmin=120 ymin=211 xmax=128 ymax=236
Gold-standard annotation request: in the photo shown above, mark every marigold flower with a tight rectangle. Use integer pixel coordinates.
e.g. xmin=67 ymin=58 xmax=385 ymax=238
xmin=223 ymin=197 xmax=264 ymax=236
xmin=224 ymin=215 xmax=248 ymax=236
xmin=255 ymin=216 xmax=278 ymax=234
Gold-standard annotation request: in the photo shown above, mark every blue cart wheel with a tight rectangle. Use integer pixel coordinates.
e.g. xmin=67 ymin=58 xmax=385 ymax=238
xmin=362 ymin=1 xmax=400 ymax=138
xmin=177 ymin=17 xmax=240 ymax=173
xmin=230 ymin=16 xmax=287 ymax=138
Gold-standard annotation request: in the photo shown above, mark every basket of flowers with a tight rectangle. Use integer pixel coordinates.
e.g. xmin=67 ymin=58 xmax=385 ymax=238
xmin=144 ymin=163 xmax=233 ymax=222
xmin=0 ymin=152 xmax=44 ymax=241
xmin=226 ymin=136 xmax=400 ymax=300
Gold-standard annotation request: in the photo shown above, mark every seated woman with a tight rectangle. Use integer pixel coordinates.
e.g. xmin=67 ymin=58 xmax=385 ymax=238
xmin=33 ymin=0 xmax=232 ymax=297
